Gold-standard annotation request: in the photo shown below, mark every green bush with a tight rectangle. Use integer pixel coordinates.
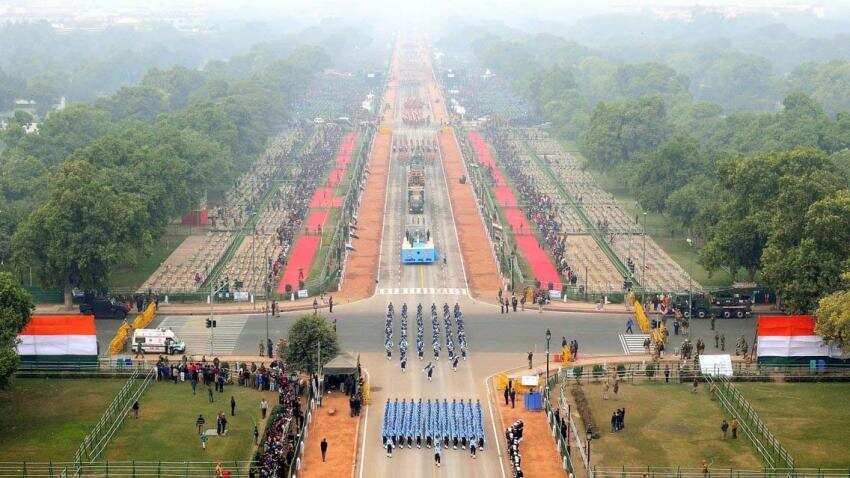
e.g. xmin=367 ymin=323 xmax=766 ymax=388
xmin=592 ymin=364 xmax=605 ymax=377
xmin=571 ymin=384 xmax=600 ymax=439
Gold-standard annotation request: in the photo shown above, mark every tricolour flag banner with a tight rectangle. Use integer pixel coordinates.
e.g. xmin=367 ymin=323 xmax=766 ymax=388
xmin=757 ymin=315 xmax=832 ymax=364
xmin=16 ymin=315 xmax=98 ymax=364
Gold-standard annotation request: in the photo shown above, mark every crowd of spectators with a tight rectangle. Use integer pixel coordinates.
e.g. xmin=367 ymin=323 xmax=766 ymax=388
xmin=252 ymin=366 xmax=304 ymax=478
xmin=483 ymin=125 xmax=580 ymax=287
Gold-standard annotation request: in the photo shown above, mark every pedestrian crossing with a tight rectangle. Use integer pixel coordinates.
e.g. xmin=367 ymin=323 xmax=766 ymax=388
xmin=377 ymin=287 xmax=468 ymax=296
xmin=619 ymin=333 xmax=651 ymax=355
xmin=158 ymin=316 xmax=249 ymax=356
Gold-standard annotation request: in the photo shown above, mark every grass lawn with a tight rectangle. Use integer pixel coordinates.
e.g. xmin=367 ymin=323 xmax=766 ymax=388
xmin=104 ymin=381 xmax=277 ymax=462
xmin=0 ymin=379 xmax=127 ymax=461
xmin=109 ymin=228 xmax=189 ymax=290
xmin=558 ymin=140 xmax=733 ymax=288
xmin=736 ymin=383 xmax=850 ymax=468
xmin=573 ymin=382 xmax=760 ymax=468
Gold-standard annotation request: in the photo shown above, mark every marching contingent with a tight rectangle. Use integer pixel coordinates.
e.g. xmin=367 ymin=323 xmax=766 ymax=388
xmin=383 ymin=302 xmax=469 ymax=373
xmin=380 ymin=398 xmax=487 ymax=462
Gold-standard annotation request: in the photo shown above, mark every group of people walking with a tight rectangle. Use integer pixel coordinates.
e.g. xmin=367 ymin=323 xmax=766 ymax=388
xmin=384 ymin=302 xmax=469 ymax=373
xmin=381 ymin=398 xmax=486 ymax=461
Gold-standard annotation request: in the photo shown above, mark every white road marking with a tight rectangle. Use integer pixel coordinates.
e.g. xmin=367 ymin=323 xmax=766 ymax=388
xmin=158 ymin=315 xmax=248 ymax=356
xmin=484 ymin=372 xmax=507 ymax=478
xmin=377 ymin=287 xmax=468 ymax=296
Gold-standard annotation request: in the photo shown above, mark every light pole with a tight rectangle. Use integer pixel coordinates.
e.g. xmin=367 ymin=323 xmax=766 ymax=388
xmin=642 ymin=211 xmax=647 ymax=289
xmin=265 ymin=280 xmax=271 ymax=346
xmin=510 ymin=251 xmax=516 ymax=292
xmin=209 ymin=280 xmax=215 ymax=356
xmin=545 ymin=328 xmax=552 ymax=385
xmin=586 ymin=428 xmax=593 ymax=465
xmin=686 ymin=238 xmax=694 ymax=319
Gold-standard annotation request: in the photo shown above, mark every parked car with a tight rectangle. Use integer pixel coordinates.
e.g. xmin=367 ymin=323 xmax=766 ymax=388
xmin=79 ymin=297 xmax=129 ymax=320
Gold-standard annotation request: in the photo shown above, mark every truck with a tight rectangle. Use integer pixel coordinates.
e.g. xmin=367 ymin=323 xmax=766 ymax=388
xmin=670 ymin=290 xmax=753 ymax=319
xmin=407 ymin=152 xmax=425 ymax=214
xmin=132 ymin=328 xmax=186 ymax=355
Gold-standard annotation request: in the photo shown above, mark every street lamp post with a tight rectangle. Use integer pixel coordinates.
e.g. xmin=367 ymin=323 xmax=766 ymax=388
xmin=265 ymin=280 xmax=271 ymax=346
xmin=545 ymin=328 xmax=552 ymax=385
xmin=209 ymin=280 xmax=215 ymax=356
xmin=586 ymin=429 xmax=593 ymax=465
xmin=686 ymin=238 xmax=694 ymax=318
xmin=642 ymin=211 xmax=647 ymax=288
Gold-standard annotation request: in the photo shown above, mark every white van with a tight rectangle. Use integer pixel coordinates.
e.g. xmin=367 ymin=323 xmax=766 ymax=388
xmin=132 ymin=328 xmax=186 ymax=355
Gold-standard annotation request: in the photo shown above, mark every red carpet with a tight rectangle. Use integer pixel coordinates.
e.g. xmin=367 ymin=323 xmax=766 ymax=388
xmin=305 ymin=210 xmax=329 ymax=233
xmin=309 ymin=187 xmax=340 ymax=208
xmin=327 ymin=167 xmax=347 ymax=187
xmin=335 ymin=132 xmax=357 ymax=166
xmin=493 ymin=185 xmax=517 ymax=207
xmin=277 ymin=133 xmax=359 ymax=293
xmin=469 ymin=131 xmax=506 ymax=184
xmin=468 ymin=131 xmax=562 ymax=289
xmin=277 ymin=235 xmax=321 ymax=292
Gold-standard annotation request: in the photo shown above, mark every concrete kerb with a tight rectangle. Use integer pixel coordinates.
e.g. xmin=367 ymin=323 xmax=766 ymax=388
xmin=355 ymin=369 xmax=371 ymax=478
xmin=484 ymin=370 xmax=508 ymax=478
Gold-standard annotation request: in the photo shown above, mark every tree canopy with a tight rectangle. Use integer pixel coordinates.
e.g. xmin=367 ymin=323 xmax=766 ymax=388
xmin=0 ymin=272 xmax=34 ymax=389
xmin=284 ymin=315 xmax=340 ymax=374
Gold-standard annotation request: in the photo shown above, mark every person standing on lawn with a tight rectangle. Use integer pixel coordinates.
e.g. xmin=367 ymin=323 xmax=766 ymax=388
xmin=196 ymin=414 xmax=206 ymax=434
xmin=260 ymin=398 xmax=268 ymax=419
xmin=132 ymin=400 xmax=139 ymax=419
xmin=230 ymin=396 xmax=236 ymax=416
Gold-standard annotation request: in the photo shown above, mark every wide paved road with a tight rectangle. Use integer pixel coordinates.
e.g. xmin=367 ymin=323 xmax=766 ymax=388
xmin=139 ymin=41 xmax=758 ymax=478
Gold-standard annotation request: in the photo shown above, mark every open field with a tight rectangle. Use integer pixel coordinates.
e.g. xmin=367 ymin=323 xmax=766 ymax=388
xmin=737 ymin=382 xmax=850 ymax=468
xmin=104 ymin=381 xmax=277 ymax=462
xmin=571 ymin=382 xmax=760 ymax=468
xmin=0 ymin=379 xmax=126 ymax=461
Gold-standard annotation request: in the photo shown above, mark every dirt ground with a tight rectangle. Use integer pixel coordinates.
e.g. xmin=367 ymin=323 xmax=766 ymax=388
xmin=436 ymin=128 xmax=502 ymax=302
xmin=338 ymin=128 xmax=391 ymax=301
xmin=301 ymin=391 xmax=360 ymax=478
xmin=424 ymin=62 xmax=501 ymax=302
xmin=496 ymin=389 xmax=566 ymax=478
xmin=338 ymin=52 xmax=398 ymax=302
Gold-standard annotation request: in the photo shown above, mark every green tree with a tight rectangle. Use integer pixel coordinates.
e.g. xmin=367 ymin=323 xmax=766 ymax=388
xmin=97 ymin=85 xmax=168 ymax=122
xmin=762 ymin=190 xmax=850 ymax=312
xmin=786 ymin=61 xmax=850 ymax=116
xmin=284 ymin=314 xmax=339 ymax=373
xmin=0 ymin=272 xmax=34 ymax=388
xmin=814 ymin=277 xmax=850 ymax=353
xmin=632 ymin=135 xmax=704 ymax=212
xmin=581 ymin=96 xmax=670 ymax=169
xmin=11 ymin=160 xmax=149 ymax=305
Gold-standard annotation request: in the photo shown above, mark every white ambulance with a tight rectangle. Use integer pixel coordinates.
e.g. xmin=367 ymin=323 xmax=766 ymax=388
xmin=131 ymin=328 xmax=186 ymax=355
